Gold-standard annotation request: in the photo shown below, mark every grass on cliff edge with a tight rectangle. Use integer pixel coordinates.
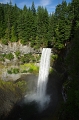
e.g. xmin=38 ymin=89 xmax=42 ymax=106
xmin=0 ymin=79 xmax=27 ymax=94
xmin=20 ymin=63 xmax=39 ymax=74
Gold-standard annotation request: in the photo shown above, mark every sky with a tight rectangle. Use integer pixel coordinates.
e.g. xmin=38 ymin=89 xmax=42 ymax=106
xmin=0 ymin=0 xmax=71 ymax=13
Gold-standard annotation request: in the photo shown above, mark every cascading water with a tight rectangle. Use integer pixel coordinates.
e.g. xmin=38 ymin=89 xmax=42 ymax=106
xmin=36 ymin=48 xmax=51 ymax=107
xmin=24 ymin=48 xmax=51 ymax=109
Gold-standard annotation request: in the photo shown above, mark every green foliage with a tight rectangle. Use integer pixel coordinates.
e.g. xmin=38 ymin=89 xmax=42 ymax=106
xmin=31 ymin=1 xmax=36 ymax=15
xmin=10 ymin=26 xmax=18 ymax=42
xmin=5 ymin=53 xmax=14 ymax=60
xmin=15 ymin=50 xmax=21 ymax=58
xmin=16 ymin=80 xmax=27 ymax=89
xmin=20 ymin=53 xmax=40 ymax=64
xmin=20 ymin=55 xmax=30 ymax=63
xmin=0 ymin=1 xmax=73 ymax=49
xmin=0 ymin=79 xmax=27 ymax=93
xmin=1 ymin=38 xmax=8 ymax=45
xmin=28 ymin=68 xmax=33 ymax=73
xmin=7 ymin=63 xmax=39 ymax=74
xmin=12 ymin=68 xmax=19 ymax=74
xmin=51 ymin=54 xmax=58 ymax=61
xmin=7 ymin=68 xmax=19 ymax=74
xmin=53 ymin=1 xmax=72 ymax=50
xmin=21 ymin=70 xmax=27 ymax=73
xmin=49 ymin=67 xmax=53 ymax=73
xmin=0 ymin=52 xmax=40 ymax=66
xmin=20 ymin=63 xmax=39 ymax=74
xmin=37 ymin=6 xmax=49 ymax=47
xmin=0 ymin=54 xmax=5 ymax=61
xmin=7 ymin=69 xmax=12 ymax=74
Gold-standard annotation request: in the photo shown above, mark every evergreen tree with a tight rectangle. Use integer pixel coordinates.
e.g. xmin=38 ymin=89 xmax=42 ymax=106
xmin=5 ymin=1 xmax=13 ymax=41
xmin=17 ymin=9 xmax=23 ymax=41
xmin=53 ymin=1 xmax=72 ymax=49
xmin=37 ymin=6 xmax=49 ymax=47
xmin=31 ymin=1 xmax=36 ymax=15
xmin=48 ymin=13 xmax=55 ymax=47
xmin=0 ymin=4 xmax=5 ymax=39
xmin=11 ymin=26 xmax=17 ymax=42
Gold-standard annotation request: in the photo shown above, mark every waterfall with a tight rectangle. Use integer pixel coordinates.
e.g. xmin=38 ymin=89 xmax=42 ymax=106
xmin=24 ymin=48 xmax=51 ymax=109
xmin=36 ymin=48 xmax=51 ymax=104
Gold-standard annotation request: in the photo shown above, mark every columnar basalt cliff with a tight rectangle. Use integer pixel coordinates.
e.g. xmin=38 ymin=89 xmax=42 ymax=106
xmin=0 ymin=42 xmax=42 ymax=54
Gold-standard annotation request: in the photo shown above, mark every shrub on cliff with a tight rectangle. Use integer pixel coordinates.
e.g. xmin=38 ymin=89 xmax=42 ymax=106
xmin=5 ymin=53 xmax=14 ymax=60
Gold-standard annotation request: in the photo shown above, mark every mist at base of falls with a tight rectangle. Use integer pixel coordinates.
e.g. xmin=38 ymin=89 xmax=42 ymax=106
xmin=24 ymin=48 xmax=51 ymax=111
xmin=24 ymin=93 xmax=50 ymax=111
xmin=5 ymin=70 xmax=63 ymax=120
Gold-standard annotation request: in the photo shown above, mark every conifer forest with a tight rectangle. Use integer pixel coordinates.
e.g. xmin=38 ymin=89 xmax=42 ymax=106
xmin=0 ymin=0 xmax=79 ymax=120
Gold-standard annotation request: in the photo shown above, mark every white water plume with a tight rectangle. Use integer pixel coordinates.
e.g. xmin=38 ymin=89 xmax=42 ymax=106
xmin=24 ymin=48 xmax=51 ymax=109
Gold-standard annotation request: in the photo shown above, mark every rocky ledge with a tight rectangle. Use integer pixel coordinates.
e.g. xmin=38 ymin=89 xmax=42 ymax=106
xmin=0 ymin=42 xmax=42 ymax=54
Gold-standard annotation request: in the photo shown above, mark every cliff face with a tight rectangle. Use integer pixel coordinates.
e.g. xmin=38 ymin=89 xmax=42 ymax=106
xmin=0 ymin=79 xmax=27 ymax=120
xmin=0 ymin=42 xmax=33 ymax=54
xmin=0 ymin=42 xmax=42 ymax=54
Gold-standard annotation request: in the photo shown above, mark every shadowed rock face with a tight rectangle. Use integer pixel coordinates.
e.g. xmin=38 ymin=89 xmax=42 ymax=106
xmin=0 ymin=78 xmax=26 ymax=119
xmin=0 ymin=86 xmax=22 ymax=120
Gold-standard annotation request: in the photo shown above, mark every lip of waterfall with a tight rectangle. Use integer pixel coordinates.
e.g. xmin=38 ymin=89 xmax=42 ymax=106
xmin=24 ymin=48 xmax=51 ymax=110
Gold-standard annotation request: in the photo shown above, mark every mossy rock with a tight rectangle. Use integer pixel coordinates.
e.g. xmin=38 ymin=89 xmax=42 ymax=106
xmin=0 ymin=79 xmax=27 ymax=119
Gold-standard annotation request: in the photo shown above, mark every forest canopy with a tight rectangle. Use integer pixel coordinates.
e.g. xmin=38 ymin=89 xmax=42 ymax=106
xmin=0 ymin=0 xmax=73 ymax=50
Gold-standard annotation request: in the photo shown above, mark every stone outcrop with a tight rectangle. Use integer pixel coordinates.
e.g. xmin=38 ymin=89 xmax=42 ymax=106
xmin=0 ymin=42 xmax=42 ymax=54
xmin=0 ymin=42 xmax=35 ymax=54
